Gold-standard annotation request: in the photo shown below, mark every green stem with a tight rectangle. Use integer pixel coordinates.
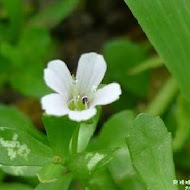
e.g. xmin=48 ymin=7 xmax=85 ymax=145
xmin=146 ymin=77 xmax=179 ymax=116
xmin=71 ymin=124 xmax=80 ymax=154
xmin=128 ymin=56 xmax=164 ymax=75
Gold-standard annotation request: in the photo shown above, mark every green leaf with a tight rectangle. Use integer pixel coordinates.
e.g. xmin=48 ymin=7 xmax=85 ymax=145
xmin=0 ymin=105 xmax=47 ymax=144
xmin=29 ymin=0 xmax=79 ymax=28
xmin=108 ymin=147 xmax=145 ymax=190
xmin=124 ymin=0 xmax=190 ymax=100
xmin=126 ymin=113 xmax=177 ymax=190
xmin=78 ymin=108 xmax=101 ymax=152
xmin=42 ymin=115 xmax=77 ymax=157
xmin=104 ymin=39 xmax=150 ymax=97
xmin=67 ymin=150 xmax=116 ymax=181
xmin=95 ymin=110 xmax=135 ymax=149
xmin=0 ymin=127 xmax=52 ymax=166
xmin=35 ymin=174 xmax=72 ymax=190
xmin=0 ymin=183 xmax=32 ymax=190
xmin=0 ymin=165 xmax=41 ymax=177
xmin=37 ymin=163 xmax=64 ymax=183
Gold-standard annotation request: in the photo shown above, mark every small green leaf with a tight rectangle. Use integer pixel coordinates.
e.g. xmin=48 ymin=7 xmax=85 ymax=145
xmin=37 ymin=163 xmax=64 ymax=183
xmin=42 ymin=115 xmax=77 ymax=157
xmin=67 ymin=150 xmax=116 ymax=181
xmin=0 ymin=127 xmax=52 ymax=166
xmin=29 ymin=0 xmax=79 ymax=28
xmin=104 ymin=39 xmax=150 ymax=97
xmin=35 ymin=174 xmax=72 ymax=190
xmin=126 ymin=113 xmax=177 ymax=190
xmin=0 ymin=105 xmax=47 ymax=144
xmin=95 ymin=110 xmax=135 ymax=149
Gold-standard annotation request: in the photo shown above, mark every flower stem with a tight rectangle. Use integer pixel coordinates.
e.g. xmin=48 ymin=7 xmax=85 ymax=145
xmin=71 ymin=124 xmax=80 ymax=154
xmin=146 ymin=77 xmax=179 ymax=116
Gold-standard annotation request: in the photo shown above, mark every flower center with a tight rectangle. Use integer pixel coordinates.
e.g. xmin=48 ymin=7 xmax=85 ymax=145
xmin=69 ymin=77 xmax=89 ymax=111
xmin=69 ymin=96 xmax=89 ymax=111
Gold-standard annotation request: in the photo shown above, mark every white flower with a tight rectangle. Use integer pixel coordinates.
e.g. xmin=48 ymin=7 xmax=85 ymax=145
xmin=41 ymin=52 xmax=122 ymax=122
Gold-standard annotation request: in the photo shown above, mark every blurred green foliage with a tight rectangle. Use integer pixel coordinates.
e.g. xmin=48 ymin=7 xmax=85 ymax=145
xmin=0 ymin=0 xmax=78 ymax=97
xmin=0 ymin=0 xmax=190 ymax=189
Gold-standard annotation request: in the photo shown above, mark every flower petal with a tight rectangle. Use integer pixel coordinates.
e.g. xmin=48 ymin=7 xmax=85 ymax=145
xmin=41 ymin=93 xmax=69 ymax=116
xmin=76 ymin=52 xmax=107 ymax=96
xmin=91 ymin=83 xmax=122 ymax=106
xmin=68 ymin=108 xmax=97 ymax=122
xmin=44 ymin=60 xmax=72 ymax=98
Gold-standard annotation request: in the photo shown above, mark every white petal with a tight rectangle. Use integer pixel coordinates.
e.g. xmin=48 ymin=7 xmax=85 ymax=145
xmin=91 ymin=83 xmax=122 ymax=106
xmin=44 ymin=60 xmax=72 ymax=98
xmin=41 ymin=93 xmax=69 ymax=116
xmin=68 ymin=108 xmax=97 ymax=122
xmin=76 ymin=52 xmax=107 ymax=96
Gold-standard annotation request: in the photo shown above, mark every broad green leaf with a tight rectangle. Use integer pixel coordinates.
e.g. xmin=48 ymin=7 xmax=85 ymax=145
xmin=42 ymin=115 xmax=77 ymax=157
xmin=1 ymin=0 xmax=24 ymax=42
xmin=0 ymin=105 xmax=47 ymax=144
xmin=0 ymin=183 xmax=32 ymax=190
xmin=104 ymin=39 xmax=150 ymax=97
xmin=0 ymin=127 xmax=52 ymax=166
xmin=0 ymin=165 xmax=41 ymax=177
xmin=29 ymin=0 xmax=79 ymax=28
xmin=95 ymin=110 xmax=135 ymax=149
xmin=126 ymin=113 xmax=177 ymax=190
xmin=35 ymin=174 xmax=72 ymax=190
xmin=67 ymin=150 xmax=116 ymax=181
xmin=37 ymin=163 xmax=64 ymax=183
xmin=124 ymin=0 xmax=190 ymax=100
xmin=78 ymin=108 xmax=101 ymax=152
